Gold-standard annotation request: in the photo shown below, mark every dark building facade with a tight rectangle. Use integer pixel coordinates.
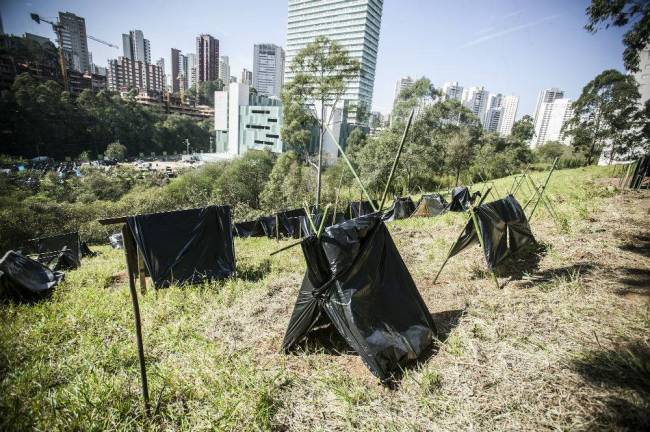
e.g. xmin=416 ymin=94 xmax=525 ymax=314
xmin=196 ymin=34 xmax=218 ymax=83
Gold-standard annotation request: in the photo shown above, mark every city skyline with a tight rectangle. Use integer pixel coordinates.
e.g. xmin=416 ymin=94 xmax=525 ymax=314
xmin=1 ymin=0 xmax=626 ymax=118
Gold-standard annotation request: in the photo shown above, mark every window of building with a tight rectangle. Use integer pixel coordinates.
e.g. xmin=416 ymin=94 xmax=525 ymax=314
xmin=266 ymin=134 xmax=279 ymax=138
xmin=251 ymin=109 xmax=270 ymax=114
xmin=267 ymin=118 xmax=278 ymax=123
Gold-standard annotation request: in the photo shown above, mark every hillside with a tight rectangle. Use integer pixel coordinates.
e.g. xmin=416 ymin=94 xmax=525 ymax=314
xmin=1 ymin=165 xmax=649 ymax=431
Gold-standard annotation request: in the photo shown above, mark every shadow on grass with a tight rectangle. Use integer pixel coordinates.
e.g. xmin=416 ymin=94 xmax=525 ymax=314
xmin=618 ymin=233 xmax=650 ymax=257
xmin=571 ymin=339 xmax=650 ymax=430
xmin=236 ymin=259 xmax=271 ymax=282
xmin=494 ymin=242 xmax=549 ymax=281
xmin=615 ymin=267 xmax=650 ymax=298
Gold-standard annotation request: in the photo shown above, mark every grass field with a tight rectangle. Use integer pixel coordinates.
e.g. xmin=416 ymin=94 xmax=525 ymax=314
xmin=1 ymin=165 xmax=649 ymax=431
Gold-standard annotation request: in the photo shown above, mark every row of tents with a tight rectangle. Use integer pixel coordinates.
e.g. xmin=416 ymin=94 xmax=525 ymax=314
xmin=1 ymin=184 xmax=536 ymax=383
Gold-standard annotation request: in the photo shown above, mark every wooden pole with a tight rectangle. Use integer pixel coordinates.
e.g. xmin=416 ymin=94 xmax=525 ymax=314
xmin=121 ymin=224 xmax=150 ymax=414
xmin=137 ymin=246 xmax=147 ymax=295
xmin=379 ymin=110 xmax=415 ymax=212
xmin=275 ymin=214 xmax=280 ymax=242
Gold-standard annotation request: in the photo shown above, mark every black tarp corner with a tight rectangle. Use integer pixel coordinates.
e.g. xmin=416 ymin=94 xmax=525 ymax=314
xmin=448 ymin=194 xmax=536 ymax=270
xmin=382 ymin=197 xmax=416 ymax=221
xmin=81 ymin=242 xmax=97 ymax=257
xmin=282 ymin=215 xmax=436 ymax=382
xmin=413 ymin=193 xmax=447 ymax=217
xmin=448 ymin=186 xmax=472 ymax=212
xmin=0 ymin=250 xmax=63 ymax=302
xmin=127 ymin=205 xmax=235 ymax=288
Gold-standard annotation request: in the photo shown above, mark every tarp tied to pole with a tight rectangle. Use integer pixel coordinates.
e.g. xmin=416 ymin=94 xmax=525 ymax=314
xmin=448 ymin=186 xmax=472 ymax=212
xmin=126 ymin=206 xmax=235 ymax=288
xmin=412 ymin=194 xmax=448 ymax=217
xmin=628 ymin=154 xmax=650 ymax=189
xmin=0 ymin=251 xmax=63 ymax=302
xmin=234 ymin=220 xmax=266 ymax=238
xmin=282 ymin=214 xmax=436 ymax=382
xmin=349 ymin=200 xmax=379 ymax=218
xmin=33 ymin=231 xmax=81 ymax=269
xmin=448 ymin=195 xmax=535 ymax=270
xmin=382 ymin=197 xmax=416 ymax=221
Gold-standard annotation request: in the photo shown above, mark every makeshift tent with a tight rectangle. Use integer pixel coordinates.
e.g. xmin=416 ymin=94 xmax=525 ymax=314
xmin=383 ymin=196 xmax=416 ymax=221
xmin=412 ymin=194 xmax=447 ymax=217
xmin=282 ymin=214 xmax=436 ymax=382
xmin=0 ymin=250 xmax=63 ymax=302
xmin=628 ymin=154 xmax=650 ymax=189
xmin=32 ymin=231 xmax=81 ymax=269
xmin=109 ymin=233 xmax=124 ymax=249
xmin=80 ymin=242 xmax=97 ymax=257
xmin=234 ymin=220 xmax=265 ymax=238
xmin=447 ymin=195 xmax=535 ymax=270
xmin=448 ymin=186 xmax=471 ymax=212
xmin=127 ymin=206 xmax=235 ymax=288
xmin=349 ymin=200 xmax=379 ymax=218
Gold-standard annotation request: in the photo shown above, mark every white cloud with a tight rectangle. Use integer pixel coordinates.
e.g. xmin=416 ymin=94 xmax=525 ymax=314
xmin=461 ymin=14 xmax=561 ymax=48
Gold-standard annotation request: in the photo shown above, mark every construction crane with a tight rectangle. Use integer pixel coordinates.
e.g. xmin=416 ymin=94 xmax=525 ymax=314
xmin=30 ymin=13 xmax=118 ymax=91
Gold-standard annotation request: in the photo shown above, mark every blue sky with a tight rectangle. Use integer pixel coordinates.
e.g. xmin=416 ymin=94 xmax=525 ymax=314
xmin=1 ymin=0 xmax=627 ymax=117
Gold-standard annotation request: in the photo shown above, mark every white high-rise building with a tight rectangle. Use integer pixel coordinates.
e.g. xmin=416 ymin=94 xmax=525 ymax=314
xmin=532 ymin=91 xmax=573 ymax=147
xmin=498 ymin=95 xmax=519 ymax=136
xmin=241 ymin=68 xmax=253 ymax=85
xmin=463 ymin=86 xmax=490 ymax=123
xmin=393 ymin=76 xmax=414 ymax=105
xmin=187 ymin=53 xmax=197 ymax=90
xmin=253 ymin=44 xmax=284 ymax=98
xmin=442 ymin=81 xmax=464 ymax=101
xmin=122 ymin=30 xmax=151 ymax=64
xmin=219 ymin=56 xmax=230 ymax=84
xmin=59 ymin=11 xmax=90 ymax=72
xmin=286 ymin=0 xmax=384 ymax=122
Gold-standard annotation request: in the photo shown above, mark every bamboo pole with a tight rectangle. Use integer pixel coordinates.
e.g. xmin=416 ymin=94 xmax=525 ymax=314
xmin=121 ymin=224 xmax=150 ymax=415
xmin=332 ymin=171 xmax=344 ymax=225
xmin=324 ymin=126 xmax=377 ymax=212
xmin=526 ymin=174 xmax=560 ymax=223
xmin=528 ymin=157 xmax=558 ymax=222
xmin=379 ymin=109 xmax=415 ymax=212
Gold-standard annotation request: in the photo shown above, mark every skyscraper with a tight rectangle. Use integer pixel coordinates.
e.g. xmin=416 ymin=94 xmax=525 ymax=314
xmin=196 ymin=34 xmax=219 ymax=82
xmin=187 ymin=53 xmax=197 ymax=90
xmin=532 ymin=95 xmax=573 ymax=147
xmin=442 ymin=81 xmax=464 ymax=101
xmin=463 ymin=86 xmax=490 ymax=123
xmin=393 ymin=76 xmax=414 ymax=105
xmin=58 ymin=11 xmax=90 ymax=72
xmin=253 ymin=44 xmax=284 ymax=98
xmin=241 ymin=68 xmax=253 ymax=85
xmin=634 ymin=46 xmax=650 ymax=105
xmin=498 ymin=95 xmax=519 ymax=136
xmin=156 ymin=57 xmax=165 ymax=83
xmin=107 ymin=57 xmax=163 ymax=94
xmin=286 ymin=0 xmax=384 ymax=123
xmin=533 ymin=88 xmax=564 ymax=125
xmin=171 ymin=48 xmax=188 ymax=93
xmin=219 ymin=56 xmax=230 ymax=84
xmin=122 ymin=30 xmax=151 ymax=64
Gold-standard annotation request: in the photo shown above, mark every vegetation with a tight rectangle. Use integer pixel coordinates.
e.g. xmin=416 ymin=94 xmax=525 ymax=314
xmin=2 ymin=165 xmax=649 ymax=431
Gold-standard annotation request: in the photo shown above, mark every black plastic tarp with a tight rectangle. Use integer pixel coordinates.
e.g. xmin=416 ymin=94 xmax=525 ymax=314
xmin=349 ymin=200 xmax=379 ymax=218
xmin=448 ymin=186 xmax=471 ymax=212
xmin=302 ymin=211 xmax=348 ymax=236
xmin=413 ymin=194 xmax=447 ymax=217
xmin=234 ymin=220 xmax=266 ymax=238
xmin=629 ymin=155 xmax=649 ymax=189
xmin=0 ymin=250 xmax=63 ymax=302
xmin=127 ymin=206 xmax=235 ymax=288
xmin=33 ymin=232 xmax=81 ymax=269
xmin=382 ymin=197 xmax=416 ymax=221
xmin=80 ymin=242 xmax=97 ymax=257
xmin=448 ymin=195 xmax=535 ymax=270
xmin=282 ymin=215 xmax=436 ymax=382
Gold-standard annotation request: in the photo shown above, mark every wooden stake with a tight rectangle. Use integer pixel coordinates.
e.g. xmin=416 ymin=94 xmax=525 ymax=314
xmin=137 ymin=246 xmax=147 ymax=295
xmin=121 ymin=224 xmax=150 ymax=415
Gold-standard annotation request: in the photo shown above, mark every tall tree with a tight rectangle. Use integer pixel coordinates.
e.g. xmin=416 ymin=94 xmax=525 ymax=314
xmin=585 ymin=0 xmax=650 ymax=72
xmin=564 ymin=69 xmax=641 ymax=164
xmin=281 ymin=36 xmax=360 ymax=209
xmin=511 ymin=115 xmax=536 ymax=143
xmin=445 ymin=129 xmax=476 ymax=186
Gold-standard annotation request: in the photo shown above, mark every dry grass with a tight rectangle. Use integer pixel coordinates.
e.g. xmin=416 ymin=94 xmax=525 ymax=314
xmin=1 ymin=165 xmax=649 ymax=431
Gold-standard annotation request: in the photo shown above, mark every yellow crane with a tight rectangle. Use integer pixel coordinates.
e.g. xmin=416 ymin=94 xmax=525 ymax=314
xmin=30 ymin=13 xmax=118 ymax=92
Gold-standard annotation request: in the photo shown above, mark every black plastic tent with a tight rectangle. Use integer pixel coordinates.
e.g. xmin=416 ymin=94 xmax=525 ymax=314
xmin=412 ymin=194 xmax=447 ymax=217
xmin=448 ymin=195 xmax=535 ymax=270
xmin=349 ymin=200 xmax=378 ymax=218
xmin=126 ymin=206 xmax=235 ymax=288
xmin=628 ymin=154 xmax=649 ymax=189
xmin=448 ymin=186 xmax=471 ymax=212
xmin=0 ymin=250 xmax=63 ymax=302
xmin=383 ymin=197 xmax=416 ymax=221
xmin=33 ymin=232 xmax=81 ymax=269
xmin=234 ymin=220 xmax=266 ymax=238
xmin=282 ymin=214 xmax=436 ymax=382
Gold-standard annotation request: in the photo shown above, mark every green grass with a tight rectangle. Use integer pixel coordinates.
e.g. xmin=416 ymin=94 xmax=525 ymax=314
xmin=1 ymin=165 xmax=649 ymax=431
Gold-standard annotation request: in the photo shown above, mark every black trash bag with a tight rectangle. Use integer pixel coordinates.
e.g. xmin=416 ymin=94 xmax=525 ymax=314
xmin=448 ymin=186 xmax=472 ymax=212
xmin=383 ymin=197 xmax=416 ymax=221
xmin=448 ymin=195 xmax=536 ymax=270
xmin=33 ymin=232 xmax=81 ymax=268
xmin=413 ymin=194 xmax=448 ymax=217
xmin=234 ymin=220 xmax=266 ymax=238
xmin=0 ymin=250 xmax=63 ymax=302
xmin=282 ymin=215 xmax=436 ymax=382
xmin=349 ymin=200 xmax=379 ymax=218
xmin=50 ymin=246 xmax=80 ymax=271
xmin=127 ymin=206 xmax=236 ymax=288
xmin=109 ymin=233 xmax=124 ymax=249
xmin=80 ymin=242 xmax=97 ymax=257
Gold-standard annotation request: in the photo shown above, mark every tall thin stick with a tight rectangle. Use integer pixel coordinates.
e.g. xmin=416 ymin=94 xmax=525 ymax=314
xmin=379 ymin=110 xmax=415 ymax=212
xmin=528 ymin=157 xmax=558 ymax=222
